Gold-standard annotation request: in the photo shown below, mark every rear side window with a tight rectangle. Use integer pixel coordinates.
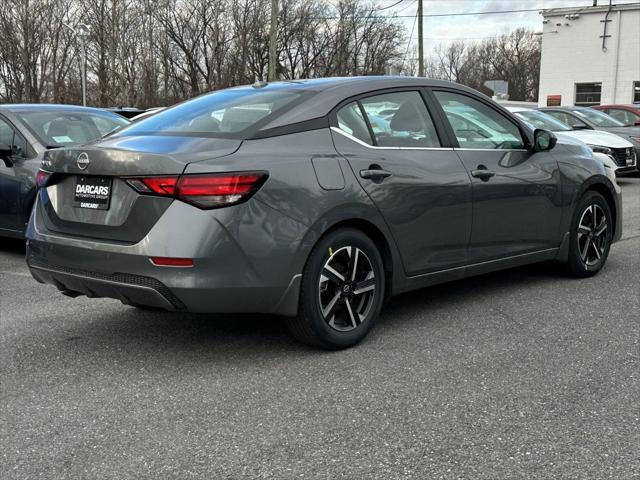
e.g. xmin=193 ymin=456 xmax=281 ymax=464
xmin=434 ymin=91 xmax=524 ymax=149
xmin=360 ymin=91 xmax=440 ymax=147
xmin=336 ymin=102 xmax=372 ymax=145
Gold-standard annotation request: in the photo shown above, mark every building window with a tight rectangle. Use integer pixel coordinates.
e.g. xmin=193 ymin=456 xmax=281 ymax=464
xmin=575 ymin=83 xmax=602 ymax=106
xmin=634 ymin=81 xmax=640 ymax=104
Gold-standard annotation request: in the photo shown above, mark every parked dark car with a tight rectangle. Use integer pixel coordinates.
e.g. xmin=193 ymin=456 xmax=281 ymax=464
xmin=27 ymin=78 xmax=622 ymax=348
xmin=540 ymin=106 xmax=640 ymax=167
xmin=0 ymin=104 xmax=130 ymax=238
xmin=592 ymin=104 xmax=640 ymax=126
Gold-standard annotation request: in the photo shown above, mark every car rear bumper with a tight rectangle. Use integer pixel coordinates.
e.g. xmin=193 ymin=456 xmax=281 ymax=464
xmin=26 ymin=195 xmax=306 ymax=316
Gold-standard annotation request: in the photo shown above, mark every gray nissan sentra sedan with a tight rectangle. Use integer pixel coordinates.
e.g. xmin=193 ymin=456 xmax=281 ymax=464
xmin=26 ymin=77 xmax=623 ymax=349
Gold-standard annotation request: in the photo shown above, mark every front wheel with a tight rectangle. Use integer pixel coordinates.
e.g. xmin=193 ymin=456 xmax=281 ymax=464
xmin=565 ymin=191 xmax=613 ymax=278
xmin=287 ymin=228 xmax=385 ymax=349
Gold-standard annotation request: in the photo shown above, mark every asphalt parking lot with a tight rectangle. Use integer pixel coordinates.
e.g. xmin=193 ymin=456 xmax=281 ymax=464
xmin=1 ymin=178 xmax=639 ymax=480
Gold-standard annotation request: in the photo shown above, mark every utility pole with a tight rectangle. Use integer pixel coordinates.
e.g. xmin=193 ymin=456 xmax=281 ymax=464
xmin=63 ymin=23 xmax=91 ymax=106
xmin=418 ymin=0 xmax=424 ymax=77
xmin=268 ymin=0 xmax=278 ymax=81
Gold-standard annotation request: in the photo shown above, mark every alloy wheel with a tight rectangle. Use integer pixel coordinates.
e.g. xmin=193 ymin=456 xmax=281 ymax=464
xmin=318 ymin=246 xmax=377 ymax=332
xmin=577 ymin=204 xmax=609 ymax=267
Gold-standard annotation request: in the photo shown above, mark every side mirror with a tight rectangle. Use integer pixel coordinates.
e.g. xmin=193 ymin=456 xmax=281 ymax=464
xmin=0 ymin=142 xmax=14 ymax=167
xmin=533 ymin=129 xmax=557 ymax=152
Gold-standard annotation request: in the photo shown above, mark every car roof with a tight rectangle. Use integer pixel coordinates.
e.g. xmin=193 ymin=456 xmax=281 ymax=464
xmin=250 ymin=76 xmax=482 ymax=130
xmin=540 ymin=106 xmax=583 ymax=111
xmin=0 ymin=103 xmax=118 ymax=115
xmin=505 ymin=106 xmax=534 ymax=113
xmin=594 ymin=104 xmax=640 ymax=110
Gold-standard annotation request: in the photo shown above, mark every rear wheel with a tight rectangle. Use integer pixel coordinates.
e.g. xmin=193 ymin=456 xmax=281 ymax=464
xmin=287 ymin=228 xmax=385 ymax=349
xmin=565 ymin=191 xmax=612 ymax=277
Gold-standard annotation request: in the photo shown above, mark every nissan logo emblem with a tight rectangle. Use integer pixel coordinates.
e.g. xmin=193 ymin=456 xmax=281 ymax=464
xmin=77 ymin=152 xmax=90 ymax=170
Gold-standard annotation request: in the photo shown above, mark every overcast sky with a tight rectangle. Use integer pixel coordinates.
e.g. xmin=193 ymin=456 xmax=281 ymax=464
xmin=393 ymin=0 xmax=640 ymax=57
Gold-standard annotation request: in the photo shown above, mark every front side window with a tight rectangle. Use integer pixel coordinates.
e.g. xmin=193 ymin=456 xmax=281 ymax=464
xmin=359 ymin=91 xmax=440 ymax=148
xmin=0 ymin=117 xmax=29 ymax=159
xmin=575 ymin=82 xmax=602 ymax=106
xmin=119 ymin=89 xmax=304 ymax=138
xmin=434 ymin=91 xmax=524 ymax=149
xmin=545 ymin=110 xmax=589 ymax=129
xmin=514 ymin=110 xmax=572 ymax=132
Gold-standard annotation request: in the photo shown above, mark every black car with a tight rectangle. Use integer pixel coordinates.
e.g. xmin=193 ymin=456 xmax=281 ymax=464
xmin=0 ymin=104 xmax=130 ymax=238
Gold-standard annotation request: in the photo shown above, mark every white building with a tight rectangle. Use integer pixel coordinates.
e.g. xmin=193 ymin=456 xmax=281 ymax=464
xmin=538 ymin=2 xmax=640 ymax=107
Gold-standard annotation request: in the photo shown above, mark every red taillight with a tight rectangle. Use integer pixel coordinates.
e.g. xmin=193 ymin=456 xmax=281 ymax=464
xmin=126 ymin=172 xmax=267 ymax=209
xmin=150 ymin=257 xmax=194 ymax=267
xmin=36 ymin=170 xmax=51 ymax=187
xmin=128 ymin=176 xmax=179 ymax=195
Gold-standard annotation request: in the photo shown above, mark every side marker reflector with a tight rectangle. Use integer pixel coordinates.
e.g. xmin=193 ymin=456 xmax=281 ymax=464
xmin=150 ymin=257 xmax=194 ymax=267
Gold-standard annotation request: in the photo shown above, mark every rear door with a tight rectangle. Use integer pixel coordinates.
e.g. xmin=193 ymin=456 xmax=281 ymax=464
xmin=331 ymin=89 xmax=472 ymax=276
xmin=431 ymin=89 xmax=563 ymax=263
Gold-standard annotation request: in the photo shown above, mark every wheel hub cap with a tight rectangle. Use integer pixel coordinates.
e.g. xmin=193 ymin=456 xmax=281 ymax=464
xmin=318 ymin=246 xmax=377 ymax=332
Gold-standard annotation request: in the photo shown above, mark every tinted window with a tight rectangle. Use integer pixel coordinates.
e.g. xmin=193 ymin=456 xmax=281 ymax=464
xmin=545 ymin=110 xmax=588 ymax=129
xmin=434 ymin=91 xmax=524 ymax=149
xmin=574 ymin=108 xmax=625 ymax=127
xmin=359 ymin=91 xmax=440 ymax=147
xmin=15 ymin=110 xmax=129 ymax=147
xmin=336 ymin=102 xmax=372 ymax=145
xmin=607 ymin=109 xmax=638 ymax=125
xmin=0 ymin=117 xmax=29 ymax=159
xmin=119 ymin=89 xmax=303 ymax=138
xmin=513 ymin=110 xmax=572 ymax=132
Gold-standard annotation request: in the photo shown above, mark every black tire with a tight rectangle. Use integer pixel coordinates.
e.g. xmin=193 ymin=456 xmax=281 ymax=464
xmin=286 ymin=228 xmax=385 ymax=349
xmin=565 ymin=191 xmax=613 ymax=278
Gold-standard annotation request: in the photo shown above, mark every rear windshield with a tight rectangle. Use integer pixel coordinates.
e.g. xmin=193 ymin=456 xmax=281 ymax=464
xmin=15 ymin=110 xmax=130 ymax=147
xmin=117 ymin=89 xmax=305 ymax=138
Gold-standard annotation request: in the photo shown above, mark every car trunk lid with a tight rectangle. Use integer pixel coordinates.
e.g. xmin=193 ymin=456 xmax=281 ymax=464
xmin=39 ymin=135 xmax=241 ymax=243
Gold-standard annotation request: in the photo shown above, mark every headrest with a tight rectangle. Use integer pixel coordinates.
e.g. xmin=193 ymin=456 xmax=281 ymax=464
xmin=390 ymin=102 xmax=420 ymax=132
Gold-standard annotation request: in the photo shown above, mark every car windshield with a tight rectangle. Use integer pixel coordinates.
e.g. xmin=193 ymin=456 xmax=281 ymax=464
xmin=574 ymin=108 xmax=626 ymax=127
xmin=514 ymin=110 xmax=572 ymax=132
xmin=15 ymin=110 xmax=130 ymax=147
xmin=117 ymin=88 xmax=304 ymax=138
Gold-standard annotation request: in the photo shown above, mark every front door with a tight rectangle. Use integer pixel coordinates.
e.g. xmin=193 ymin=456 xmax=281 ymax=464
xmin=431 ymin=89 xmax=563 ymax=263
xmin=0 ymin=117 xmax=25 ymax=232
xmin=331 ymin=90 xmax=472 ymax=276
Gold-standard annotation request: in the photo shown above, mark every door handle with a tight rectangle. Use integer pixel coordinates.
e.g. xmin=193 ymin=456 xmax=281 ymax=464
xmin=470 ymin=165 xmax=495 ymax=180
xmin=360 ymin=168 xmax=393 ymax=180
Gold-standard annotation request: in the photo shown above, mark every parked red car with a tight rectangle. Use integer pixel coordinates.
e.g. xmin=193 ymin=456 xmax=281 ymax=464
xmin=592 ymin=104 xmax=640 ymax=126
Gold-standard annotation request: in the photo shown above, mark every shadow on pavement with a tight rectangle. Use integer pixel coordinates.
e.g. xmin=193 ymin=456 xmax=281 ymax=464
xmin=33 ymin=260 xmax=563 ymax=359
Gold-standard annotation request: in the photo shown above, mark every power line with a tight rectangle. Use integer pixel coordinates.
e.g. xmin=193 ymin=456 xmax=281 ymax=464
xmin=374 ymin=0 xmax=407 ymax=11
xmin=401 ymin=9 xmax=418 ymax=69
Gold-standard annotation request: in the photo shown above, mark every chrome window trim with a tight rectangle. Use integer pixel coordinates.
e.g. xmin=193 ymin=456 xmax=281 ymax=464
xmin=455 ymin=147 xmax=530 ymax=152
xmin=330 ymin=127 xmax=453 ymax=151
